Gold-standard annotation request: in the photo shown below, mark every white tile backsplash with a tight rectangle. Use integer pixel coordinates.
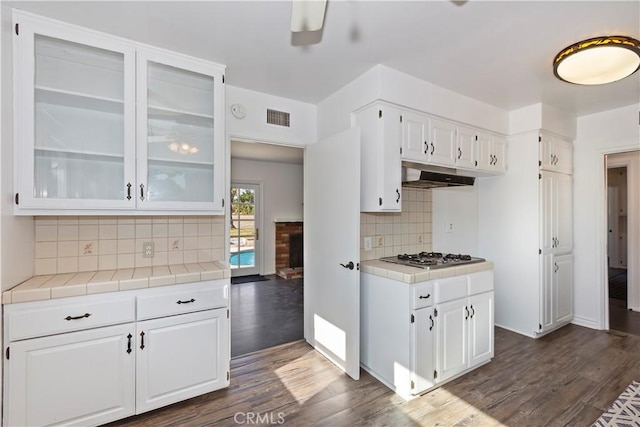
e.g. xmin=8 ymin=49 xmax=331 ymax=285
xmin=360 ymin=188 xmax=433 ymax=261
xmin=33 ymin=216 xmax=225 ymax=275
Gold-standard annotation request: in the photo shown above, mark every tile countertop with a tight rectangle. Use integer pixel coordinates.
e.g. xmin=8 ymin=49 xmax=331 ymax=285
xmin=3 ymin=262 xmax=231 ymax=305
xmin=360 ymin=259 xmax=494 ymax=284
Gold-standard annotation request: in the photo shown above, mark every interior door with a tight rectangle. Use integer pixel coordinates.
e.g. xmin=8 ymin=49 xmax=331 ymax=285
xmin=304 ymin=127 xmax=361 ymax=380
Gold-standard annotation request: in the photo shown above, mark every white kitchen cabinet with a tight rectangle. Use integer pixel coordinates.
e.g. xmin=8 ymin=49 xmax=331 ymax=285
xmin=13 ymin=11 xmax=225 ymax=215
xmin=455 ymin=126 xmax=477 ymax=170
xmin=540 ymin=253 xmax=574 ymax=333
xmin=354 ymin=102 xmax=402 ymax=212
xmin=478 ymin=130 xmax=573 ymax=338
xmin=361 ymin=269 xmax=493 ymax=399
xmin=4 ymin=323 xmax=135 ymax=427
xmin=476 ymin=132 xmax=506 ymax=173
xmin=136 ymin=308 xmax=229 ymax=414
xmin=400 ymin=111 xmax=429 ymax=162
xmin=539 ymin=132 xmax=573 ymax=175
xmin=540 ymin=171 xmax=573 ymax=255
xmin=3 ymin=280 xmax=230 ymax=426
xmin=433 ymin=271 xmax=494 ymax=384
xmin=401 ymin=113 xmax=456 ymax=167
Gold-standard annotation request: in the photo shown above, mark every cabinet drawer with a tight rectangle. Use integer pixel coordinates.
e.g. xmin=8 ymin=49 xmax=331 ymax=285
xmin=137 ymin=284 xmax=227 ymax=320
xmin=7 ymin=296 xmax=135 ymax=341
xmin=468 ymin=270 xmax=494 ymax=295
xmin=411 ymin=282 xmax=435 ymax=309
xmin=434 ymin=276 xmax=468 ymax=303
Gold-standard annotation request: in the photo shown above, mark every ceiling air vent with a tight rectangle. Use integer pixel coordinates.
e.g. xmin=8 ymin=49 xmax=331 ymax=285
xmin=267 ymin=109 xmax=291 ymax=127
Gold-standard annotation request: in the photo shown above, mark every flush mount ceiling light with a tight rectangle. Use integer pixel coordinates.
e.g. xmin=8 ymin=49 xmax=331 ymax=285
xmin=553 ymin=35 xmax=640 ymax=85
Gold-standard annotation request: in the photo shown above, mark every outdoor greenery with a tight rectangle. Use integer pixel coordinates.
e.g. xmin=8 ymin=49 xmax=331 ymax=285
xmin=230 ymin=188 xmax=255 ymax=215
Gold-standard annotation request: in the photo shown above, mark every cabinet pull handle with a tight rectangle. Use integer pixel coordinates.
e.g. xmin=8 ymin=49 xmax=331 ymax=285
xmin=429 ymin=315 xmax=434 ymax=331
xmin=554 ymin=262 xmax=559 ymax=273
xmin=126 ymin=333 xmax=132 ymax=354
xmin=424 ymin=141 xmax=428 ymax=154
xmin=140 ymin=183 xmax=145 ymax=201
xmin=64 ymin=313 xmax=91 ymax=321
xmin=470 ymin=305 xmax=475 ymax=318
xmin=430 ymin=142 xmax=435 ymax=155
xmin=465 ymin=306 xmax=469 ymax=320
xmin=396 ymin=189 xmax=401 ymax=203
xmin=458 ymin=147 xmax=462 ymax=159
xmin=419 ymin=294 xmax=431 ymax=300
xmin=340 ymin=261 xmax=355 ymax=270
xmin=126 ymin=183 xmax=132 ymax=200
xmin=140 ymin=331 xmax=145 ymax=350
xmin=177 ymin=298 xmax=196 ymax=304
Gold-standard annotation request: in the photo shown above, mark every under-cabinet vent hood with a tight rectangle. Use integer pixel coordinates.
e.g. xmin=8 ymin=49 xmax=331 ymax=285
xmin=402 ymin=163 xmax=475 ymax=189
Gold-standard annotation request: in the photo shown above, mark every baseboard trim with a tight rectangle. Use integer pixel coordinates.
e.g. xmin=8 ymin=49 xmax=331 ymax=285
xmin=494 ymin=323 xmax=536 ymax=339
xmin=571 ymin=316 xmax=599 ymax=330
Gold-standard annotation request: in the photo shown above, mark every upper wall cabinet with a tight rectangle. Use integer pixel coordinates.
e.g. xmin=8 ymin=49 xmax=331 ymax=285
xmin=354 ymin=102 xmax=402 ymax=212
xmin=400 ymin=110 xmax=505 ymax=175
xmin=539 ymin=132 xmax=572 ymax=175
xmin=13 ymin=11 xmax=226 ymax=215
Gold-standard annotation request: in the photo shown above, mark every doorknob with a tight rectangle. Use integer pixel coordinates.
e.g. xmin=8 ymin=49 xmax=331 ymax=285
xmin=340 ymin=261 xmax=355 ymax=270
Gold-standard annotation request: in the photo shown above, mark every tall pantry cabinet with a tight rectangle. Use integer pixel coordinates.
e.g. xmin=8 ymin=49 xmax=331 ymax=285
xmin=478 ymin=130 xmax=573 ymax=337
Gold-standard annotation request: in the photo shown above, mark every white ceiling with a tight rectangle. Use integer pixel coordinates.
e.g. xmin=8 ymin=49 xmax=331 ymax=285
xmin=6 ymin=1 xmax=640 ymax=118
xmin=231 ymin=140 xmax=304 ymax=164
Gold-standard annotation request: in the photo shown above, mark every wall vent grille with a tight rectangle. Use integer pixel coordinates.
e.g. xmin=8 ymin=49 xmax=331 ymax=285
xmin=267 ymin=109 xmax=291 ymax=127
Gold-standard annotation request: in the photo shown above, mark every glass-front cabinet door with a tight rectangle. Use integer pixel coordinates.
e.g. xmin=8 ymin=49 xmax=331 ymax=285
xmin=14 ymin=12 xmax=136 ymax=210
xmin=136 ymin=49 xmax=225 ymax=211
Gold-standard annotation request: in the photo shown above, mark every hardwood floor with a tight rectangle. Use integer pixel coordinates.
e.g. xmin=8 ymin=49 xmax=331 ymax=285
xmin=230 ymin=275 xmax=303 ymax=357
xmin=108 ymin=324 xmax=640 ymax=426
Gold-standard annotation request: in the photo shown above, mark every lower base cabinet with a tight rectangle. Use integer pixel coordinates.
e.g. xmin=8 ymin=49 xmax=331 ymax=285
xmin=361 ymin=269 xmax=494 ymax=399
xmin=6 ymin=324 xmax=135 ymax=427
xmin=136 ymin=308 xmax=228 ymax=414
xmin=3 ymin=280 xmax=230 ymax=427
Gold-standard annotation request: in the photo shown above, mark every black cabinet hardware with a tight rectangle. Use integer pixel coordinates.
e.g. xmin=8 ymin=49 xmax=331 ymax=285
xmin=429 ymin=315 xmax=434 ymax=331
xmin=470 ymin=305 xmax=475 ymax=318
xmin=458 ymin=147 xmax=462 ymax=159
xmin=64 ymin=313 xmax=91 ymax=321
xmin=430 ymin=142 xmax=435 ymax=155
xmin=177 ymin=298 xmax=196 ymax=304
xmin=126 ymin=334 xmax=132 ymax=354
xmin=465 ymin=306 xmax=469 ymax=320
xmin=396 ymin=189 xmax=400 ymax=203
xmin=418 ymin=294 xmax=431 ymax=300
xmin=126 ymin=183 xmax=132 ymax=200
xmin=139 ymin=183 xmax=145 ymax=201
xmin=140 ymin=331 xmax=145 ymax=350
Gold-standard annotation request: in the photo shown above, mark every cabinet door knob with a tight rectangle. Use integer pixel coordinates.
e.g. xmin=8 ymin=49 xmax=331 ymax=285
xmin=340 ymin=261 xmax=355 ymax=270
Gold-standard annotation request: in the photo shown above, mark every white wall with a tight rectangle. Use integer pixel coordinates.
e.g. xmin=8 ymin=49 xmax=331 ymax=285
xmin=226 ymin=85 xmax=317 ymax=146
xmin=317 ymin=65 xmax=510 ymax=141
xmin=574 ymin=104 xmax=640 ymax=329
xmin=509 ymin=103 xmax=576 ymax=139
xmin=432 ymin=185 xmax=479 ymax=255
xmin=230 ymin=157 xmax=303 ymax=275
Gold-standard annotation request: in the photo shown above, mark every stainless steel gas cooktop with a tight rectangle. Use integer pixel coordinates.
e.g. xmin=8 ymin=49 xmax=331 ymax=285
xmin=379 ymin=252 xmax=485 ymax=270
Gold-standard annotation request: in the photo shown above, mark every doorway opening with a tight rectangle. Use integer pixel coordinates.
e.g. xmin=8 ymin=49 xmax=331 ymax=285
xmin=606 ymin=151 xmax=640 ymax=336
xmin=229 ymin=139 xmax=305 ymax=357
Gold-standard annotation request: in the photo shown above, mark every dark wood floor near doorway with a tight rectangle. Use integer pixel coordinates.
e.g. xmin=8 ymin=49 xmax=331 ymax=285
xmin=108 ymin=324 xmax=640 ymax=426
xmin=230 ymin=274 xmax=303 ymax=357
xmin=608 ymin=268 xmax=640 ymax=336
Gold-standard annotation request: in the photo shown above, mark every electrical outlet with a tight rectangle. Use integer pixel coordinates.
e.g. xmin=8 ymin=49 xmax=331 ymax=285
xmin=143 ymin=241 xmax=154 ymax=258
xmin=364 ymin=237 xmax=372 ymax=251
xmin=446 ymin=222 xmax=454 ymax=233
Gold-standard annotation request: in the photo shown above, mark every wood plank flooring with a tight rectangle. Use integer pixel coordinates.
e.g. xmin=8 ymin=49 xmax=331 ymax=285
xmin=108 ymin=324 xmax=640 ymax=426
xmin=230 ymin=275 xmax=303 ymax=357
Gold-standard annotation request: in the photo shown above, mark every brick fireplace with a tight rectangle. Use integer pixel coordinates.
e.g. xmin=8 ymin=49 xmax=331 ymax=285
xmin=275 ymin=221 xmax=303 ymax=279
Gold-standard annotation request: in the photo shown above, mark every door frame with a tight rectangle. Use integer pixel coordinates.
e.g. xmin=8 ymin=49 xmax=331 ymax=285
xmin=600 ymin=148 xmax=640 ymax=329
xmin=229 ymin=181 xmax=263 ymax=277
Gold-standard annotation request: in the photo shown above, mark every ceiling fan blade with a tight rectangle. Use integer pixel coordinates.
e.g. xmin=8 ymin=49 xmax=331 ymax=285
xmin=291 ymin=0 xmax=327 ymax=32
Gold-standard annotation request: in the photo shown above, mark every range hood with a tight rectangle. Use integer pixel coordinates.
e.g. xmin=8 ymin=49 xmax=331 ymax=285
xmin=401 ymin=162 xmax=475 ymax=189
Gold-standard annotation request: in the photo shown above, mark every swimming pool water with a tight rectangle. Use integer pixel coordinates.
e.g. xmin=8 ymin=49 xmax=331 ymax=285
xmin=230 ymin=250 xmax=255 ymax=267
